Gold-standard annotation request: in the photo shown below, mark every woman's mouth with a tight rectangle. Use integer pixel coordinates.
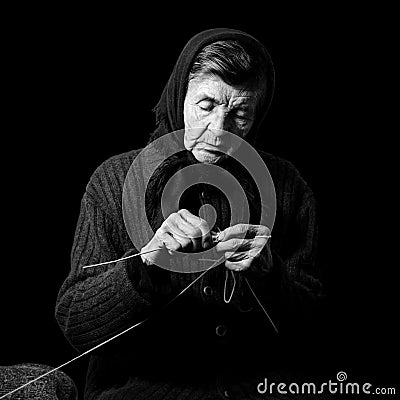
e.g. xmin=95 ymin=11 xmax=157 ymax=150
xmin=204 ymin=148 xmax=222 ymax=154
xmin=196 ymin=145 xmax=225 ymax=156
xmin=191 ymin=145 xmax=228 ymax=163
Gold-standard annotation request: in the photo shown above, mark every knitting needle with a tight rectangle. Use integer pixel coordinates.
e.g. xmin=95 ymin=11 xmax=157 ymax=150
xmin=82 ymin=233 xmax=271 ymax=269
xmin=83 ymin=230 xmax=224 ymax=269
xmin=245 ymin=277 xmax=279 ymax=334
xmin=82 ymin=248 xmax=161 ymax=269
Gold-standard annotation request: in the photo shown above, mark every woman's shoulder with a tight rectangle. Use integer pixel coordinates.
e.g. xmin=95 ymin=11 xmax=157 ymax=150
xmin=256 ymin=149 xmax=312 ymax=198
xmin=257 ymin=149 xmax=301 ymax=178
xmin=84 ymin=148 xmax=143 ymax=208
xmin=97 ymin=149 xmax=142 ymax=176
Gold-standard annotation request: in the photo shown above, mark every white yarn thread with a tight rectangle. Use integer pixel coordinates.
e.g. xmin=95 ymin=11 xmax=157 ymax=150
xmin=223 ymin=269 xmax=236 ymax=303
xmin=82 ymin=248 xmax=161 ymax=269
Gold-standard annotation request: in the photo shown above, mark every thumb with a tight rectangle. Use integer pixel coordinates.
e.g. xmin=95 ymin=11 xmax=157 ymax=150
xmin=216 ymin=230 xmax=225 ymax=242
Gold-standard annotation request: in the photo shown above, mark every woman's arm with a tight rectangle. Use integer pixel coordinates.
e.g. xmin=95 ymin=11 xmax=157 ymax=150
xmin=244 ymin=180 xmax=325 ymax=337
xmin=55 ymin=193 xmax=171 ymax=353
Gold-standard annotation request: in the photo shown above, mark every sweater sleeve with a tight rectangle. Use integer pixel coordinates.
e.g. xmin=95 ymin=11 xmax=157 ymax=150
xmin=243 ymin=161 xmax=324 ymax=334
xmin=279 ymin=185 xmax=323 ymax=306
xmin=55 ymin=192 xmax=171 ymax=353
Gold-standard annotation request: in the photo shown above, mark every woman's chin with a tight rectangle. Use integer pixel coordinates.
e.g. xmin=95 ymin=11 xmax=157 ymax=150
xmin=192 ymin=148 xmax=225 ymax=164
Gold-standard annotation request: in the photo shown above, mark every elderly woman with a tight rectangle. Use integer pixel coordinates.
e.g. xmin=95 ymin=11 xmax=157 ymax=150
xmin=56 ymin=28 xmax=323 ymax=399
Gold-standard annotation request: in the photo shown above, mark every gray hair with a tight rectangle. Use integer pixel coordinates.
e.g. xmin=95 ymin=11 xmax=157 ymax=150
xmin=188 ymin=40 xmax=268 ymax=111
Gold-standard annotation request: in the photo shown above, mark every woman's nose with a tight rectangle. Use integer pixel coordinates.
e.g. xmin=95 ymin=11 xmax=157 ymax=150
xmin=209 ymin=108 xmax=229 ymax=133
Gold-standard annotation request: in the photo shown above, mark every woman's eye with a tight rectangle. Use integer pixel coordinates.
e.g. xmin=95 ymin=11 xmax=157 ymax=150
xmin=197 ymin=100 xmax=213 ymax=111
xmin=233 ymin=112 xmax=250 ymax=122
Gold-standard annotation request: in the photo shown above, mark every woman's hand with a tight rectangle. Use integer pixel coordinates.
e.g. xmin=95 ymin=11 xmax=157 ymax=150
xmin=140 ymin=209 xmax=212 ymax=265
xmin=215 ymin=223 xmax=271 ymax=271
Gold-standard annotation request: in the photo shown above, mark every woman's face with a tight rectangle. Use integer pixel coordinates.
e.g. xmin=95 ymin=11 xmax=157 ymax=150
xmin=183 ymin=73 xmax=258 ymax=164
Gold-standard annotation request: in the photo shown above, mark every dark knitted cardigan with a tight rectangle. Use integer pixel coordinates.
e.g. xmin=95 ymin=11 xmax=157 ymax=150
xmin=55 ymin=149 xmax=322 ymax=399
xmin=55 ymin=29 xmax=324 ymax=399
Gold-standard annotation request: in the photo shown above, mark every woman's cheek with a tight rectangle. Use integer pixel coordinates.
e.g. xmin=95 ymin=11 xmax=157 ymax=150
xmin=185 ymin=107 xmax=207 ymax=141
xmin=234 ymin=120 xmax=252 ymax=138
xmin=184 ymin=107 xmax=208 ymax=151
xmin=192 ymin=106 xmax=208 ymax=126
xmin=185 ymin=104 xmax=206 ymax=129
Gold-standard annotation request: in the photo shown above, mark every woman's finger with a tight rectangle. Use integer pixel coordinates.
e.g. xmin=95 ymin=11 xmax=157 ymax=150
xmin=225 ymin=258 xmax=252 ymax=272
xmin=163 ymin=213 xmax=201 ymax=237
xmin=161 ymin=213 xmax=202 ymax=251
xmin=215 ymin=237 xmax=252 ymax=253
xmin=157 ymin=231 xmax=182 ymax=253
xmin=217 ymin=224 xmax=271 ymax=242
xmin=217 ymin=224 xmax=249 ymax=242
xmin=178 ymin=209 xmax=212 ymax=249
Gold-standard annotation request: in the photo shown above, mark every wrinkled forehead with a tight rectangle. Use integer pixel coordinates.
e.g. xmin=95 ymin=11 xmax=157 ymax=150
xmin=186 ymin=74 xmax=260 ymax=107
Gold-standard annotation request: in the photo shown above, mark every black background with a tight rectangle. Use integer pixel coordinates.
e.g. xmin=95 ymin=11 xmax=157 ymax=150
xmin=2 ymin=4 xmax=397 ymax=397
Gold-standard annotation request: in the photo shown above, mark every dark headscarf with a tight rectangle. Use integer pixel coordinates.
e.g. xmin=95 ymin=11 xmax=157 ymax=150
xmin=150 ymin=28 xmax=275 ymax=145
